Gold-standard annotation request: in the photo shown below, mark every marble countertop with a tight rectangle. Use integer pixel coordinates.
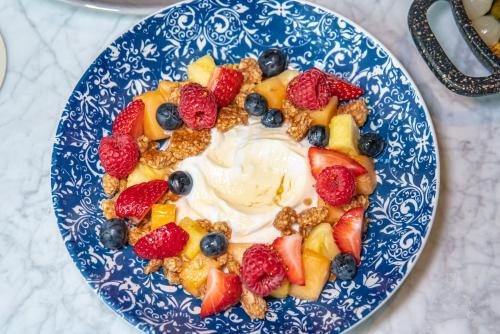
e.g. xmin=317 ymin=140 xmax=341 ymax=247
xmin=0 ymin=0 xmax=499 ymax=333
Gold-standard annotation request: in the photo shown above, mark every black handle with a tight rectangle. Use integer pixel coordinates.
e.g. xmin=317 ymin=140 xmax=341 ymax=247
xmin=408 ymin=0 xmax=500 ymax=96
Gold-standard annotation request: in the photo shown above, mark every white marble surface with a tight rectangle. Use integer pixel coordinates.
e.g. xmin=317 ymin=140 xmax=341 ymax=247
xmin=0 ymin=0 xmax=499 ymax=333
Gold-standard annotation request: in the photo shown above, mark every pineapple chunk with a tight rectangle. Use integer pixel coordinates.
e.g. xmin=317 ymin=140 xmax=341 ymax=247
xmin=270 ymin=279 xmax=290 ymax=299
xmin=353 ymin=155 xmax=377 ymax=195
xmin=303 ymin=223 xmax=340 ymax=261
xmin=151 ymin=204 xmax=176 ymax=231
xmin=187 ymin=55 xmax=216 ymax=86
xmin=178 ymin=218 xmax=208 ymax=259
xmin=227 ymin=243 xmax=253 ymax=264
xmin=289 ymin=249 xmax=330 ymax=301
xmin=328 ymin=114 xmax=360 ymax=156
xmin=310 ymin=96 xmax=338 ymax=126
xmin=255 ymin=76 xmax=286 ymax=109
xmin=127 ymin=162 xmax=170 ymax=188
xmin=277 ymin=69 xmax=300 ymax=87
xmin=179 ymin=253 xmax=221 ymax=297
xmin=135 ymin=90 xmax=168 ymax=140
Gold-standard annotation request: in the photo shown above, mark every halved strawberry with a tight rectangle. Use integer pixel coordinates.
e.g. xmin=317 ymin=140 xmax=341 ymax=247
xmin=134 ymin=223 xmax=189 ymax=260
xmin=272 ymin=234 xmax=305 ymax=285
xmin=308 ymin=147 xmax=367 ymax=179
xmin=325 ymin=75 xmax=364 ymax=102
xmin=208 ymin=67 xmax=244 ymax=107
xmin=115 ymin=180 xmax=168 ymax=222
xmin=200 ymin=268 xmax=242 ymax=318
xmin=112 ymin=99 xmax=145 ymax=139
xmin=333 ymin=207 xmax=364 ymax=265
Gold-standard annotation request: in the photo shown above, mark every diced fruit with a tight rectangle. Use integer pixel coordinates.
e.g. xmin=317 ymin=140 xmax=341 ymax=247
xmin=287 ymin=68 xmax=331 ymax=110
xmin=332 ymin=253 xmax=357 ymax=280
xmin=310 ymin=96 xmax=338 ymax=126
xmin=255 ymin=76 xmax=286 ymax=109
xmin=187 ymin=55 xmax=216 ymax=86
xmin=158 ymin=81 xmax=178 ymax=100
xmin=325 ymin=75 xmax=364 ymax=102
xmin=133 ymin=223 xmax=189 ymax=260
xmin=180 ymin=253 xmax=221 ymax=297
xmin=178 ymin=83 xmax=218 ymax=130
xmin=167 ymin=171 xmax=193 ymax=195
xmin=200 ymin=232 xmax=229 ymax=257
xmin=352 ymin=155 xmax=377 ymax=195
xmin=303 ymin=223 xmax=340 ymax=261
xmin=333 ymin=207 xmax=364 ymax=265
xmin=270 ymin=279 xmax=290 ymax=299
xmin=98 ymin=134 xmax=139 ymax=178
xmin=308 ymin=147 xmax=367 ymax=179
xmin=277 ymin=69 xmax=300 ymax=87
xmin=244 ymin=92 xmax=268 ymax=116
xmin=272 ymin=234 xmax=305 ymax=285
xmin=178 ymin=217 xmax=208 ymax=259
xmin=319 ymin=199 xmax=346 ymax=225
xmin=258 ymin=48 xmax=287 ymax=78
xmin=227 ymin=243 xmax=253 ymax=263
xmin=208 ymin=67 xmax=244 ymax=107
xmin=127 ymin=162 xmax=170 ymax=188
xmin=135 ymin=90 xmax=169 ymax=140
xmin=112 ymin=99 xmax=145 ymax=139
xmin=358 ymin=132 xmax=385 ymax=157
xmin=151 ymin=204 xmax=176 ymax=231
xmin=307 ymin=125 xmax=329 ymax=147
xmin=328 ymin=114 xmax=360 ymax=156
xmin=200 ymin=268 xmax=242 ymax=318
xmin=316 ymin=165 xmax=355 ymax=206
xmin=115 ymin=180 xmax=168 ymax=221
xmin=156 ymin=103 xmax=183 ymax=130
xmin=99 ymin=219 xmax=128 ymax=250
xmin=261 ymin=109 xmax=284 ymax=128
xmin=289 ymin=249 xmax=330 ymax=301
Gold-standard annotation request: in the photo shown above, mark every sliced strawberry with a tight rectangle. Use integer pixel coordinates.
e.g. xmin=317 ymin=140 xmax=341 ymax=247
xmin=200 ymin=268 xmax=242 ymax=318
xmin=112 ymin=99 xmax=145 ymax=139
xmin=115 ymin=180 xmax=168 ymax=221
xmin=208 ymin=67 xmax=244 ymax=107
xmin=272 ymin=234 xmax=305 ymax=285
xmin=325 ymin=75 xmax=364 ymax=102
xmin=308 ymin=147 xmax=367 ymax=179
xmin=333 ymin=207 xmax=364 ymax=265
xmin=134 ymin=223 xmax=189 ymax=260
xmin=316 ymin=165 xmax=355 ymax=206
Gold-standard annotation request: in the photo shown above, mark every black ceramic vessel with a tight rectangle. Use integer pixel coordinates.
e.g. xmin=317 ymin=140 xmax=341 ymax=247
xmin=409 ymin=0 xmax=500 ymax=96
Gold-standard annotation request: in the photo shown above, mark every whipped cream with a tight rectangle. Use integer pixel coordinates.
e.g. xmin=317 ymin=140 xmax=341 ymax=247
xmin=175 ymin=119 xmax=317 ymax=243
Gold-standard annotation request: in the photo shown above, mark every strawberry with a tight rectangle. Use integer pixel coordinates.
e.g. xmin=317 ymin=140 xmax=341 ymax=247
xmin=134 ymin=223 xmax=189 ymax=260
xmin=308 ymin=147 xmax=367 ymax=179
xmin=325 ymin=75 xmax=364 ymax=102
xmin=240 ymin=244 xmax=286 ymax=296
xmin=178 ymin=83 xmax=218 ymax=130
xmin=286 ymin=67 xmax=331 ymax=110
xmin=333 ymin=207 xmax=364 ymax=264
xmin=316 ymin=165 xmax=355 ymax=206
xmin=115 ymin=180 xmax=168 ymax=221
xmin=272 ymin=234 xmax=305 ymax=285
xmin=200 ymin=268 xmax=242 ymax=318
xmin=98 ymin=133 xmax=139 ymax=178
xmin=208 ymin=67 xmax=244 ymax=107
xmin=112 ymin=99 xmax=145 ymax=139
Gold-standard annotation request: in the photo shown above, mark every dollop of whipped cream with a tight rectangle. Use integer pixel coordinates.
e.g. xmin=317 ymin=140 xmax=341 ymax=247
xmin=175 ymin=119 xmax=317 ymax=243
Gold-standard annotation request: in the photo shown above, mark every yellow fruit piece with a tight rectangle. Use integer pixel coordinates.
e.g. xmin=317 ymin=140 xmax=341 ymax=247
xmin=158 ymin=80 xmax=178 ymax=100
xmin=270 ymin=279 xmax=290 ymax=299
xmin=227 ymin=243 xmax=253 ymax=264
xmin=255 ymin=76 xmax=286 ymax=109
xmin=178 ymin=218 xmax=208 ymax=259
xmin=135 ymin=90 xmax=168 ymax=140
xmin=353 ymin=155 xmax=377 ymax=195
xmin=187 ymin=55 xmax=216 ymax=86
xmin=289 ymin=249 xmax=330 ymax=301
xmin=319 ymin=199 xmax=346 ymax=225
xmin=180 ymin=253 xmax=221 ymax=297
xmin=328 ymin=114 xmax=360 ymax=156
xmin=127 ymin=163 xmax=170 ymax=188
xmin=303 ymin=223 xmax=340 ymax=261
xmin=277 ymin=69 xmax=300 ymax=87
xmin=310 ymin=96 xmax=338 ymax=126
xmin=151 ymin=204 xmax=176 ymax=231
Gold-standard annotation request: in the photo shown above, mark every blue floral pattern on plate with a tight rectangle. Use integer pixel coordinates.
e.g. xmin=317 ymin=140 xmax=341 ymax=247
xmin=50 ymin=0 xmax=440 ymax=332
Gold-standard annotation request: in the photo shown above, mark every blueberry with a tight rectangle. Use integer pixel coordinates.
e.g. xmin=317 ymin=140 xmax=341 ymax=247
xmin=307 ymin=125 xmax=329 ymax=147
xmin=244 ymin=93 xmax=268 ymax=116
xmin=156 ymin=103 xmax=183 ymax=130
xmin=358 ymin=133 xmax=385 ymax=157
xmin=258 ymin=48 xmax=287 ymax=78
xmin=261 ymin=109 xmax=284 ymax=128
xmin=200 ymin=232 xmax=228 ymax=257
xmin=332 ymin=253 xmax=357 ymax=280
xmin=167 ymin=171 xmax=193 ymax=195
xmin=99 ymin=219 xmax=128 ymax=250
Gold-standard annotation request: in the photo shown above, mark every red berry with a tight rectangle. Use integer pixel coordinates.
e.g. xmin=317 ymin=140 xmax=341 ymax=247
xmin=272 ymin=234 xmax=305 ymax=285
xmin=286 ymin=67 xmax=331 ymax=110
xmin=112 ymin=99 xmax=145 ymax=139
xmin=98 ymin=133 xmax=139 ymax=178
xmin=316 ymin=165 xmax=355 ymax=206
xmin=200 ymin=268 xmax=242 ymax=318
xmin=208 ymin=67 xmax=244 ymax=107
xmin=333 ymin=207 xmax=364 ymax=264
xmin=308 ymin=147 xmax=367 ymax=179
xmin=115 ymin=180 xmax=168 ymax=221
xmin=240 ymin=244 xmax=286 ymax=296
xmin=178 ymin=83 xmax=218 ymax=130
xmin=133 ymin=223 xmax=189 ymax=260
xmin=325 ymin=75 xmax=364 ymax=102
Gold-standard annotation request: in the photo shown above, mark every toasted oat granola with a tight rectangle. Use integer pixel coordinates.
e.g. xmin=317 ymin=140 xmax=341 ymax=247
xmin=298 ymin=207 xmax=329 ymax=236
xmin=282 ymin=99 xmax=301 ymax=122
xmin=163 ymin=256 xmax=183 ymax=285
xmin=102 ymin=173 xmax=119 ymax=197
xmin=287 ymin=111 xmax=311 ymax=142
xmin=216 ymin=104 xmax=249 ymax=132
xmin=234 ymin=83 xmax=256 ymax=110
xmin=101 ymin=198 xmax=118 ymax=220
xmin=241 ymin=286 xmax=267 ymax=319
xmin=273 ymin=207 xmax=298 ymax=236
xmin=238 ymin=58 xmax=263 ymax=85
xmin=159 ymin=81 xmax=189 ymax=105
xmin=137 ymin=135 xmax=159 ymax=155
xmin=216 ymin=253 xmax=240 ymax=274
xmin=128 ymin=221 xmax=151 ymax=246
xmin=337 ymin=99 xmax=368 ymax=127
xmin=144 ymin=259 xmax=163 ymax=274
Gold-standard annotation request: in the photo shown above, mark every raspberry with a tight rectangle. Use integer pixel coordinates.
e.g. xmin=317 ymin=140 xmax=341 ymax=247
xmin=98 ymin=133 xmax=139 ymax=178
xmin=178 ymin=83 xmax=218 ymax=130
xmin=316 ymin=165 xmax=355 ymax=206
xmin=286 ymin=67 xmax=331 ymax=110
xmin=240 ymin=244 xmax=286 ymax=296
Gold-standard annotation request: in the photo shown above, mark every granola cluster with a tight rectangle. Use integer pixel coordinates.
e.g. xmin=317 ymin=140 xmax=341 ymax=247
xmin=337 ymin=99 xmax=368 ymax=127
xmin=196 ymin=219 xmax=232 ymax=240
xmin=273 ymin=206 xmax=328 ymax=237
xmin=216 ymin=104 xmax=249 ymax=132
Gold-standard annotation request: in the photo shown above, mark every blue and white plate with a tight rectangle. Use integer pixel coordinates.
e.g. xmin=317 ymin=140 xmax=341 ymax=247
xmin=51 ymin=0 xmax=440 ymax=332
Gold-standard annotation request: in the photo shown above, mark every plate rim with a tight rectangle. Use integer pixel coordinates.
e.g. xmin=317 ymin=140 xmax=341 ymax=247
xmin=50 ymin=0 xmax=441 ymax=332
